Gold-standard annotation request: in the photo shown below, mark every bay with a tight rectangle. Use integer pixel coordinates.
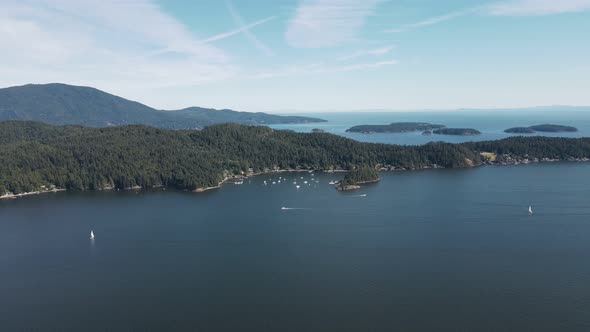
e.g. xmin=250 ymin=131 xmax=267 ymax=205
xmin=2 ymin=163 xmax=590 ymax=331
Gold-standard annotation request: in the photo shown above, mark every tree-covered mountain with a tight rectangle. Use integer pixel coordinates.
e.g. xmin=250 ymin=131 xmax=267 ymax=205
xmin=2 ymin=121 xmax=590 ymax=195
xmin=0 ymin=83 xmax=325 ymax=128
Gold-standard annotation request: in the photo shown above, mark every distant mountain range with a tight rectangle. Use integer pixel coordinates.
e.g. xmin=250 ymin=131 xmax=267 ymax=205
xmin=0 ymin=83 xmax=325 ymax=129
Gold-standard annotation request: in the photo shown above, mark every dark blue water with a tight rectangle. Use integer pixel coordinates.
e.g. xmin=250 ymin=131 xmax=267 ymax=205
xmin=2 ymin=163 xmax=590 ymax=331
xmin=271 ymin=109 xmax=590 ymax=145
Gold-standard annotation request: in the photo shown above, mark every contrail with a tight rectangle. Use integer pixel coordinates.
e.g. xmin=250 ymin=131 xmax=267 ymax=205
xmin=225 ymin=0 xmax=274 ymax=56
xmin=201 ymin=16 xmax=276 ymax=43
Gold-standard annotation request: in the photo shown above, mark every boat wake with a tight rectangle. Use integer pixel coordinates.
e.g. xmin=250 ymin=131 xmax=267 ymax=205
xmin=281 ymin=207 xmax=310 ymax=210
xmin=347 ymin=194 xmax=367 ymax=197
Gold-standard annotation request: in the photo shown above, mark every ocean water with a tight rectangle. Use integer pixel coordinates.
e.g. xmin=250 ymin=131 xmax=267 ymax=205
xmin=271 ymin=108 xmax=590 ymax=145
xmin=2 ymin=163 xmax=590 ymax=331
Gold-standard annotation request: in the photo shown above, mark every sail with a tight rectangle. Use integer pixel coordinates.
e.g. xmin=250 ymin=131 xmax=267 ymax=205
xmin=528 ymin=206 xmax=533 ymax=214
xmin=90 ymin=230 xmax=94 ymax=238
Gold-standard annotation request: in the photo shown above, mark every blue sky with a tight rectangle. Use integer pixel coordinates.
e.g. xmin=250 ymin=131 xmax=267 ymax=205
xmin=1 ymin=0 xmax=589 ymax=112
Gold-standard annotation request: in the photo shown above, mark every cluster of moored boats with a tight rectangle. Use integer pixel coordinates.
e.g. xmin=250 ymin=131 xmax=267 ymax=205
xmin=262 ymin=174 xmax=322 ymax=189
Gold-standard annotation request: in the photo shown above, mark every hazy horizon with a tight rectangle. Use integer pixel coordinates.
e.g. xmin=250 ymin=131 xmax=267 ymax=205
xmin=267 ymin=105 xmax=590 ymax=114
xmin=2 ymin=0 xmax=589 ymax=111
xmin=3 ymin=81 xmax=590 ymax=114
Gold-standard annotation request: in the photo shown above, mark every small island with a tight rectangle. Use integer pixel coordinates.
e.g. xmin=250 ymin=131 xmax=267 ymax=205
xmin=336 ymin=167 xmax=380 ymax=191
xmin=346 ymin=122 xmax=446 ymax=134
xmin=311 ymin=128 xmax=326 ymax=133
xmin=504 ymin=124 xmax=578 ymax=133
xmin=433 ymin=128 xmax=481 ymax=136
xmin=504 ymin=127 xmax=536 ymax=134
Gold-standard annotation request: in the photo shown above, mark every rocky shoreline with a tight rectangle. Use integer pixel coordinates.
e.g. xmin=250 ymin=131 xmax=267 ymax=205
xmin=335 ymin=178 xmax=382 ymax=191
xmin=482 ymin=153 xmax=590 ymax=166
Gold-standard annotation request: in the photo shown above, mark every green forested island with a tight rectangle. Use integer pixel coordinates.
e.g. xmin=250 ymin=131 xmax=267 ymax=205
xmin=337 ymin=167 xmax=380 ymax=191
xmin=0 ymin=83 xmax=325 ymax=128
xmin=433 ymin=128 xmax=481 ymax=136
xmin=504 ymin=127 xmax=536 ymax=134
xmin=346 ymin=122 xmax=445 ymax=133
xmin=1 ymin=121 xmax=590 ymax=196
xmin=505 ymin=124 xmax=578 ymax=133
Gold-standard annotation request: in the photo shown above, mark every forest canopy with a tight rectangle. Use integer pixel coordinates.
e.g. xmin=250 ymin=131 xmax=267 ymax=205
xmin=1 ymin=121 xmax=590 ymax=195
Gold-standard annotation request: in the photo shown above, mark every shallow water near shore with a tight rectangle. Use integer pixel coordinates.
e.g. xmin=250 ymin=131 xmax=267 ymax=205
xmin=2 ymin=163 xmax=590 ymax=331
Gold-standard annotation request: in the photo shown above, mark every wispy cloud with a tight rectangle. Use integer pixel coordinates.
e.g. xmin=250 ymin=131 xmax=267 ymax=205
xmin=337 ymin=46 xmax=394 ymax=61
xmin=201 ymin=16 xmax=276 ymax=43
xmin=384 ymin=7 xmax=480 ymax=33
xmin=0 ymin=0 xmax=236 ymax=107
xmin=338 ymin=59 xmax=398 ymax=71
xmin=252 ymin=59 xmax=398 ymax=79
xmin=384 ymin=0 xmax=590 ymax=34
xmin=285 ymin=0 xmax=383 ymax=48
xmin=488 ymin=0 xmax=590 ymax=16
xmin=225 ymin=0 xmax=274 ymax=56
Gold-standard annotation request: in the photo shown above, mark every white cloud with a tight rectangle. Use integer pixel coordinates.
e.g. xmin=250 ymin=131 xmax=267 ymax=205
xmin=338 ymin=59 xmax=398 ymax=71
xmin=337 ymin=46 xmax=394 ymax=61
xmin=384 ymin=8 xmax=480 ymax=33
xmin=285 ymin=0 xmax=382 ymax=48
xmin=489 ymin=0 xmax=590 ymax=16
xmin=0 ymin=0 xmax=237 ymax=107
xmin=384 ymin=0 xmax=590 ymax=34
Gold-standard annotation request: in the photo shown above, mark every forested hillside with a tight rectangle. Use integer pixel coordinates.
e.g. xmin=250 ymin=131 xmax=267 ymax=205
xmin=1 ymin=121 xmax=590 ymax=195
xmin=0 ymin=83 xmax=325 ymax=128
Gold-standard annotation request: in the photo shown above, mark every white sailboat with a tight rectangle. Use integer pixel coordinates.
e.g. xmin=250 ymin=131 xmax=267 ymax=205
xmin=90 ymin=230 xmax=95 ymax=239
xmin=528 ymin=205 xmax=533 ymax=214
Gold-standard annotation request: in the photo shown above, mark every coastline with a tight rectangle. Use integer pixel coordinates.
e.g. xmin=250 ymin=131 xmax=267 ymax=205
xmin=193 ymin=177 xmax=229 ymax=193
xmin=335 ymin=175 xmax=381 ymax=191
xmin=3 ymin=158 xmax=590 ymax=199
xmin=0 ymin=188 xmax=66 ymax=200
xmin=193 ymin=168 xmax=347 ymax=193
xmin=193 ymin=156 xmax=590 ymax=192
